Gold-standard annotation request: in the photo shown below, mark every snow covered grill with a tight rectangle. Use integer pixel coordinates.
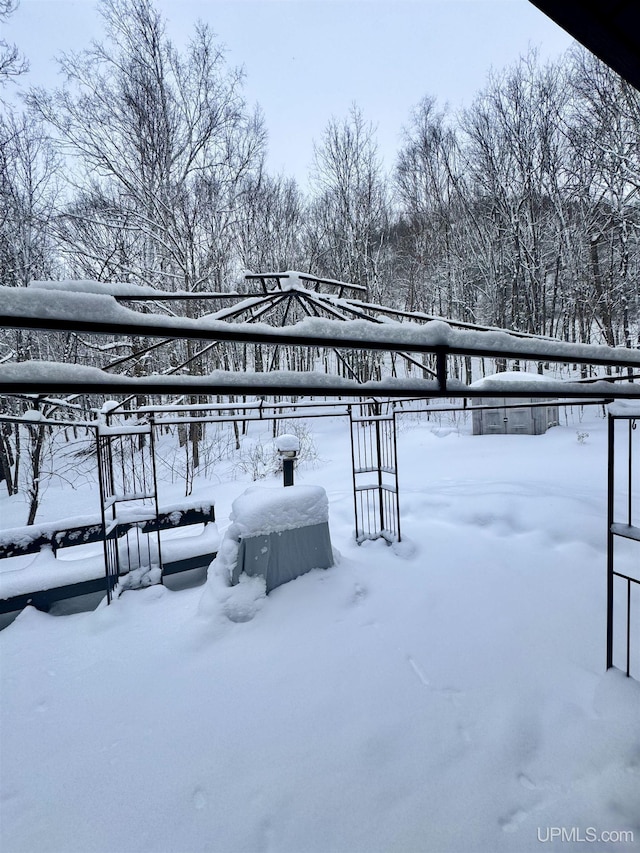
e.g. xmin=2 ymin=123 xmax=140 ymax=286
xmin=219 ymin=485 xmax=334 ymax=593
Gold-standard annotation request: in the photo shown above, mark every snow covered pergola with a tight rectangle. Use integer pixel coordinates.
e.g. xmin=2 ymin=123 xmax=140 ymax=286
xmin=1 ymin=272 xmax=640 ymax=399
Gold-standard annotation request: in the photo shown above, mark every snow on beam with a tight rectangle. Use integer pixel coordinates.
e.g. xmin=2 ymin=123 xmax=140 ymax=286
xmin=341 ymin=296 xmax=562 ymax=340
xmin=29 ymin=280 xmax=162 ymax=296
xmin=29 ymin=280 xmax=258 ymax=303
xmin=244 ymin=271 xmax=368 ymax=293
xmin=3 ymin=285 xmax=640 ymax=369
xmin=0 ymin=362 xmax=638 ymax=399
xmin=608 ymin=401 xmax=640 ymax=418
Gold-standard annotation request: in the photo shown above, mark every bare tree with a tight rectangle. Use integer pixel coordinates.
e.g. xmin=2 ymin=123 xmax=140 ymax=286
xmin=25 ymin=0 xmax=268 ymax=477
xmin=309 ymin=104 xmax=389 ymax=301
xmin=53 ymin=182 xmax=144 ymax=283
xmin=0 ymin=110 xmax=61 ymax=379
xmin=0 ymin=0 xmax=28 ymax=86
xmin=235 ymin=170 xmax=305 ymax=273
xmin=28 ymin=0 xmax=265 ymax=295
xmin=395 ymin=96 xmax=464 ymax=316
xmin=0 ymin=111 xmax=61 ymax=289
xmin=565 ymin=47 xmax=640 ymax=348
xmin=457 ymin=51 xmax=571 ymax=336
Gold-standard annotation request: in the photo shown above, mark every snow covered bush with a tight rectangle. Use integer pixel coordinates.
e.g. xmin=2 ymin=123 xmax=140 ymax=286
xmin=235 ymin=438 xmax=277 ymax=481
xmin=235 ymin=420 xmax=321 ymax=481
xmin=154 ymin=423 xmax=237 ymax=493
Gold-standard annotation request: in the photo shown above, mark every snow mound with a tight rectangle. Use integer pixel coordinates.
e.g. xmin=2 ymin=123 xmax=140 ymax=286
xmin=274 ymin=433 xmax=300 ymax=453
xmin=229 ymin=484 xmax=328 ymax=538
xmin=198 ymin=548 xmax=266 ymax=625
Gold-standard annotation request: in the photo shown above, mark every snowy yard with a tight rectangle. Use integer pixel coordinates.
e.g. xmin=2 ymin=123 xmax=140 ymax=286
xmin=1 ymin=406 xmax=639 ymax=853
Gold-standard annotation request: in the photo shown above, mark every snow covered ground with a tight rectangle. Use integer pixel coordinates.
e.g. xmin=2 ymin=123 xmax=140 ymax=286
xmin=1 ymin=405 xmax=639 ymax=853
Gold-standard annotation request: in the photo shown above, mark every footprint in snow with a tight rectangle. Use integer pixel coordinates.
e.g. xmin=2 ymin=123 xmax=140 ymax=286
xmin=350 ymin=583 xmax=368 ymax=605
xmin=192 ymin=787 xmax=208 ymax=810
xmin=499 ymin=808 xmax=529 ymax=833
xmin=518 ymin=772 xmax=538 ymax=791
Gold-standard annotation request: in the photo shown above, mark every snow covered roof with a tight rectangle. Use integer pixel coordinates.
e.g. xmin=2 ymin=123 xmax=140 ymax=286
xmin=470 ymin=371 xmax=550 ymax=387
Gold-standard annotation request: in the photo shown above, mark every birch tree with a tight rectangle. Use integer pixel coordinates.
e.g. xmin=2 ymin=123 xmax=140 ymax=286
xmin=235 ymin=170 xmax=305 ymax=274
xmin=395 ymin=96 xmax=464 ymax=315
xmin=309 ymin=104 xmax=389 ymax=301
xmin=0 ymin=0 xmax=27 ymax=85
xmin=28 ymin=0 xmax=265 ymax=295
xmin=565 ymin=47 xmax=640 ymax=348
xmin=0 ymin=110 xmax=61 ymax=378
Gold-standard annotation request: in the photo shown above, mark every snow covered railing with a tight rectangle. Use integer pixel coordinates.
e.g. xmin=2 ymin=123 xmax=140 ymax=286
xmin=2 ymin=363 xmax=640 ymax=401
xmin=606 ymin=405 xmax=640 ymax=679
xmin=0 ymin=503 xmax=215 ymax=560
xmin=0 ymin=516 xmax=105 ymax=560
xmin=0 ymin=501 xmax=217 ymax=613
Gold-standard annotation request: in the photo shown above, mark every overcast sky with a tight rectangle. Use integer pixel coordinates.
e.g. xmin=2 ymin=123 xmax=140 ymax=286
xmin=7 ymin=0 xmax=576 ymax=185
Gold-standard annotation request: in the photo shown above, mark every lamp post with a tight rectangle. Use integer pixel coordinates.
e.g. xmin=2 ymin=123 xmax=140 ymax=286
xmin=275 ymin=434 xmax=300 ymax=487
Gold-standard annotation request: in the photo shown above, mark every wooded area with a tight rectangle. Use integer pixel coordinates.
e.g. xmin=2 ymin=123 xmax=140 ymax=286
xmin=1 ymin=0 xmax=638 ymax=348
xmin=1 ymin=0 xmax=639 ymax=521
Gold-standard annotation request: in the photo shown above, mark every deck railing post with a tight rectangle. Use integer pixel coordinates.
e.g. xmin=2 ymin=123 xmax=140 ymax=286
xmin=607 ymin=413 xmax=615 ymax=670
xmin=436 ymin=347 xmax=448 ymax=393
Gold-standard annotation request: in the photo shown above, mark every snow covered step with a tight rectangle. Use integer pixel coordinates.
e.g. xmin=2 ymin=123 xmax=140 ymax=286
xmin=103 ymin=492 xmax=156 ymax=508
xmin=355 ymin=483 xmax=397 ymax=493
xmin=610 ymin=523 xmax=640 ymax=542
xmin=354 ymin=466 xmax=397 ymax=474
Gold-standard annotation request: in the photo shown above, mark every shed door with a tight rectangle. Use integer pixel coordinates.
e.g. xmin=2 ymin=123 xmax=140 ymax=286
xmin=484 ymin=409 xmax=506 ymax=434
xmin=507 ymin=407 xmax=530 ymax=434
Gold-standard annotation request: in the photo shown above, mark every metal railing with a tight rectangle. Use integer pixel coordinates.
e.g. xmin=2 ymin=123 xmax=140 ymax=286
xmin=607 ymin=413 xmax=640 ymax=678
xmin=349 ymin=402 xmax=401 ymax=543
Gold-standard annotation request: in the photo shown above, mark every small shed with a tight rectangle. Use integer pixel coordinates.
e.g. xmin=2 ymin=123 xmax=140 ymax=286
xmin=470 ymin=372 xmax=559 ymax=436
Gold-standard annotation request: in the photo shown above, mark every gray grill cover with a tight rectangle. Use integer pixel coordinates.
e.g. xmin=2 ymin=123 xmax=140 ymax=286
xmin=232 ymin=522 xmax=333 ymax=593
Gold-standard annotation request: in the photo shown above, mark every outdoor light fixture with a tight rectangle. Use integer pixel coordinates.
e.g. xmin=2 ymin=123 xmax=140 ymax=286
xmin=275 ymin=434 xmax=300 ymax=487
